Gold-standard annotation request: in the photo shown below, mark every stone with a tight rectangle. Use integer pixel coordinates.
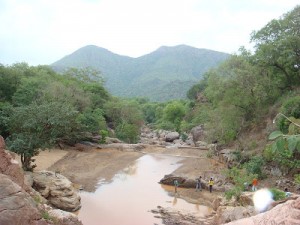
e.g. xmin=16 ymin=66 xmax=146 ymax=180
xmin=239 ymin=192 xmax=254 ymax=206
xmin=32 ymin=171 xmax=81 ymax=212
xmin=0 ymin=136 xmax=28 ymax=191
xmin=214 ymin=205 xmax=255 ymax=224
xmin=0 ymin=174 xmax=42 ymax=225
xmin=165 ymin=132 xmax=180 ymax=142
xmin=190 ymin=125 xmax=205 ymax=144
xmin=225 ymin=197 xmax=300 ymax=225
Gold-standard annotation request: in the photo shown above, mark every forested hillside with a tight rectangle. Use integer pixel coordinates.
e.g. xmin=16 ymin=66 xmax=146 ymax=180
xmin=51 ymin=45 xmax=229 ymax=101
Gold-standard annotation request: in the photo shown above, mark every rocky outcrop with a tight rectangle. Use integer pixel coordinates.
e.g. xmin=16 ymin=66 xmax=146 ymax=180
xmin=225 ymin=197 xmax=300 ymax=225
xmin=0 ymin=136 xmax=28 ymax=191
xmin=32 ymin=171 xmax=81 ymax=212
xmin=0 ymin=174 xmax=45 ymax=225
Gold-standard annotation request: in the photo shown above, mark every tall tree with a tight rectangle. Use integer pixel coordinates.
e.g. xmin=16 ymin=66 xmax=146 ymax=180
xmin=7 ymin=102 xmax=82 ymax=171
xmin=251 ymin=5 xmax=300 ymax=89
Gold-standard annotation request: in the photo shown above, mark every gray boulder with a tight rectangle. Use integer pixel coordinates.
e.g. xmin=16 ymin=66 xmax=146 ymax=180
xmin=165 ymin=132 xmax=180 ymax=142
xmin=32 ymin=171 xmax=81 ymax=212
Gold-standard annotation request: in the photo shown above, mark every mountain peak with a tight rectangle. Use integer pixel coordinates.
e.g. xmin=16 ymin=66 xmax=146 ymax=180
xmin=51 ymin=44 xmax=230 ymax=101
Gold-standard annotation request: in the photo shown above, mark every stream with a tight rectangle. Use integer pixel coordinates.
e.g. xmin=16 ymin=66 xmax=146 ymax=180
xmin=78 ymin=154 xmax=211 ymax=225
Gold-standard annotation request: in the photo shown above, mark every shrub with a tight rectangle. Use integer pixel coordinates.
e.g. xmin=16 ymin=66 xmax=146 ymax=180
xmin=270 ymin=188 xmax=286 ymax=201
xmin=278 ymin=96 xmax=300 ymax=133
xmin=224 ymin=167 xmax=256 ymax=200
xmin=116 ymin=122 xmax=139 ymax=143
xmin=243 ymin=156 xmax=266 ymax=179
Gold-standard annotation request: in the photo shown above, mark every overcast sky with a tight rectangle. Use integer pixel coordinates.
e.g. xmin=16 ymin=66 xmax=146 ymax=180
xmin=0 ymin=0 xmax=299 ymax=66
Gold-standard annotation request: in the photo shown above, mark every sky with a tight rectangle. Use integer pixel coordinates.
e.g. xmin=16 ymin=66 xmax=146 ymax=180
xmin=0 ymin=0 xmax=299 ymax=66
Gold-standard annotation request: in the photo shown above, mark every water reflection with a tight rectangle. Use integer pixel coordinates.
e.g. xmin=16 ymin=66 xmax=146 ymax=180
xmin=78 ymin=154 xmax=211 ymax=225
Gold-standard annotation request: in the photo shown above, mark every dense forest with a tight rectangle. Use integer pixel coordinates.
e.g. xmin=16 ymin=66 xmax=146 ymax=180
xmin=0 ymin=5 xmax=299 ymax=194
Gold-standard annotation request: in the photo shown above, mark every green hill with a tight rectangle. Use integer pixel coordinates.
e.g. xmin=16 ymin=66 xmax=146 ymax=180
xmin=51 ymin=44 xmax=229 ymax=101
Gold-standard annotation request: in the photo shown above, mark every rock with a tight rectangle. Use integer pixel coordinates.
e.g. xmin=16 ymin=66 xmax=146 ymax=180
xmin=190 ymin=125 xmax=205 ymax=144
xmin=159 ymin=175 xmax=186 ymax=186
xmin=225 ymin=197 xmax=300 ymax=225
xmin=195 ymin=141 xmax=208 ymax=148
xmin=218 ymin=149 xmax=236 ymax=167
xmin=0 ymin=174 xmax=43 ymax=225
xmin=0 ymin=136 xmax=82 ymax=225
xmin=32 ymin=171 xmax=81 ymax=212
xmin=105 ymin=137 xmax=123 ymax=144
xmin=48 ymin=209 xmax=83 ymax=225
xmin=0 ymin=135 xmax=5 ymax=149
xmin=165 ymin=132 xmax=180 ymax=142
xmin=212 ymin=197 xmax=222 ymax=211
xmin=0 ymin=138 xmax=28 ymax=191
xmin=239 ymin=192 xmax=254 ymax=206
xmin=213 ymin=205 xmax=255 ymax=224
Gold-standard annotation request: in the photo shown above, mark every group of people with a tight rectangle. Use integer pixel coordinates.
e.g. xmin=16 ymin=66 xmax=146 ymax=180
xmin=196 ymin=176 xmax=214 ymax=193
xmin=173 ymin=176 xmax=214 ymax=193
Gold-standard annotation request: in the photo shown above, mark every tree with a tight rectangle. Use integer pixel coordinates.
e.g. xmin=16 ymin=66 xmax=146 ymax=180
xmin=7 ymin=102 xmax=83 ymax=171
xmin=162 ymin=101 xmax=186 ymax=132
xmin=251 ymin=6 xmax=300 ymax=89
xmin=104 ymin=99 xmax=143 ymax=143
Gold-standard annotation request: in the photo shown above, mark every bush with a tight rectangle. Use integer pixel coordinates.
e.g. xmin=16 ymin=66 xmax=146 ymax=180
xmin=116 ymin=122 xmax=139 ymax=143
xmin=278 ymin=96 xmax=300 ymax=133
xmin=270 ymin=188 xmax=286 ymax=201
xmin=243 ymin=156 xmax=266 ymax=179
xmin=224 ymin=167 xmax=256 ymax=200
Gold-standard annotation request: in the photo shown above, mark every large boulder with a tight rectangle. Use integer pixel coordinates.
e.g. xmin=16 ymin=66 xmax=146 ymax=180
xmin=32 ymin=171 xmax=81 ymax=212
xmin=225 ymin=197 xmax=300 ymax=225
xmin=0 ymin=174 xmax=46 ymax=225
xmin=214 ymin=205 xmax=255 ymax=224
xmin=165 ymin=132 xmax=180 ymax=142
xmin=190 ymin=125 xmax=205 ymax=144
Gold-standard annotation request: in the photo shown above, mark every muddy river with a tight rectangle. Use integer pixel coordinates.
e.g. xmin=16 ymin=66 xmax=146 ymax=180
xmin=78 ymin=154 xmax=211 ymax=225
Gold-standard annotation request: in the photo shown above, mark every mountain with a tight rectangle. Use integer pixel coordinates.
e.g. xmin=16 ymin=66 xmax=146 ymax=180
xmin=51 ymin=44 xmax=230 ymax=101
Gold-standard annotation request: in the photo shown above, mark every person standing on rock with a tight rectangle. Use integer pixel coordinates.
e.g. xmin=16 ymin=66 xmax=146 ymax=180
xmin=208 ymin=178 xmax=214 ymax=193
xmin=174 ymin=179 xmax=179 ymax=193
xmin=252 ymin=178 xmax=258 ymax=191
xmin=196 ymin=176 xmax=202 ymax=191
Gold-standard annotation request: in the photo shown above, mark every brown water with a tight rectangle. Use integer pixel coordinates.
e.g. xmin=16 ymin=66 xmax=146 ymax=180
xmin=78 ymin=154 xmax=211 ymax=225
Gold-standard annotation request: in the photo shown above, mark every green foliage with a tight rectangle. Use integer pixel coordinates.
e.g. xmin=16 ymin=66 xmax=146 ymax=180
xmin=243 ymin=156 xmax=266 ymax=179
xmin=278 ymin=96 xmax=300 ymax=133
xmin=270 ymin=188 xmax=286 ymax=201
xmin=0 ymin=64 xmax=20 ymax=102
xmin=251 ymin=6 xmax=300 ymax=89
xmin=77 ymin=108 xmax=106 ymax=134
xmin=99 ymin=130 xmax=109 ymax=144
xmin=294 ymin=174 xmax=300 ymax=185
xmin=162 ymin=101 xmax=186 ymax=132
xmin=186 ymin=77 xmax=207 ymax=100
xmin=104 ymin=99 xmax=143 ymax=143
xmin=7 ymin=102 xmax=83 ymax=170
xmin=157 ymin=120 xmax=176 ymax=131
xmin=268 ymin=131 xmax=283 ymax=140
xmin=41 ymin=211 xmax=53 ymax=221
xmin=0 ymin=102 xmax=13 ymax=138
xmin=224 ymin=167 xmax=256 ymax=200
xmin=180 ymin=133 xmax=188 ymax=142
xmin=116 ymin=122 xmax=140 ymax=143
